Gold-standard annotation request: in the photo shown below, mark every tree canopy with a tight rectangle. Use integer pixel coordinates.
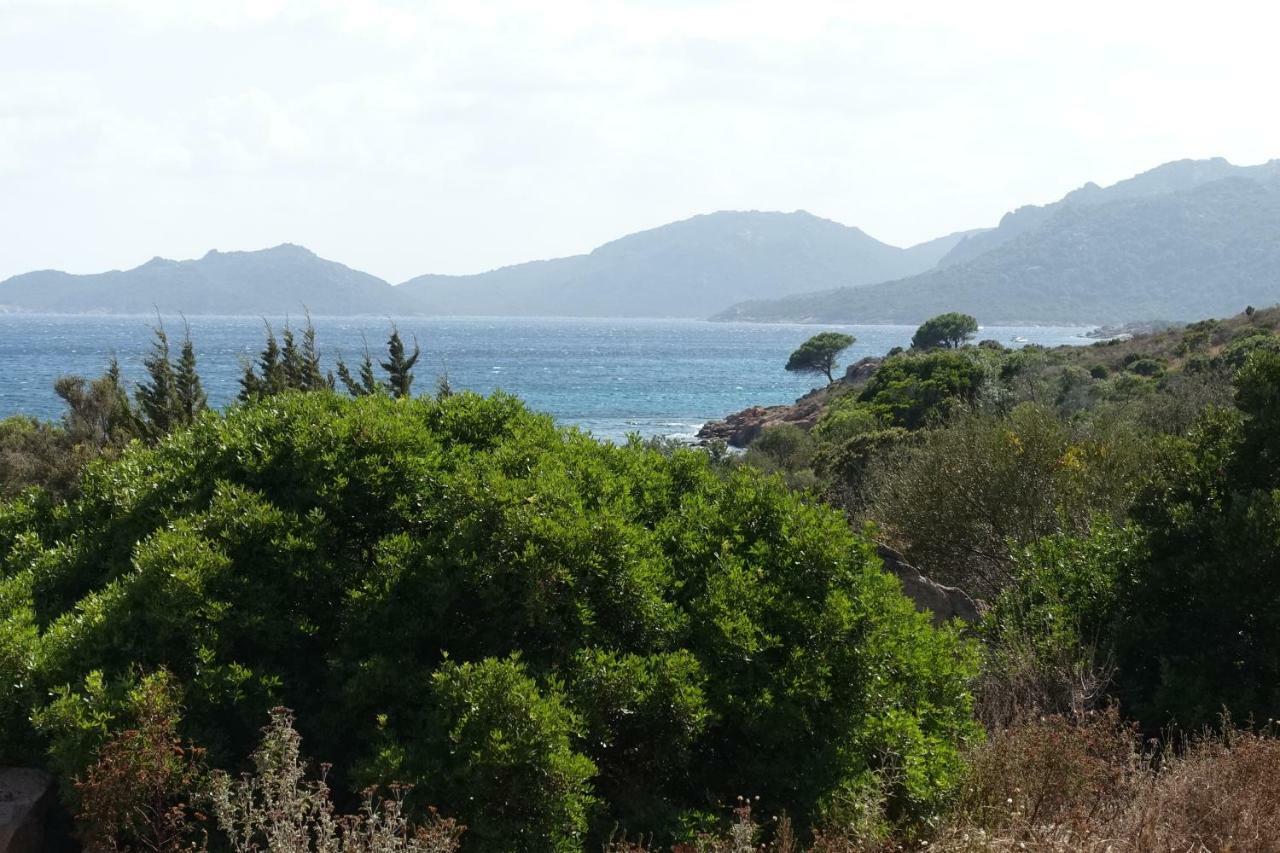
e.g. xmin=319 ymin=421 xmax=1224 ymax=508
xmin=785 ymin=332 xmax=856 ymax=383
xmin=911 ymin=313 xmax=980 ymax=350
xmin=0 ymin=391 xmax=977 ymax=847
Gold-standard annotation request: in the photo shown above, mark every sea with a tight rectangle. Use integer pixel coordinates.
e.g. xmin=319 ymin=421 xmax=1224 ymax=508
xmin=0 ymin=315 xmax=1096 ymax=443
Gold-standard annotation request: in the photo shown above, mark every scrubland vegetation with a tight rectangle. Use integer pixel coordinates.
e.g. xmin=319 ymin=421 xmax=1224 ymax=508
xmin=4 ymin=308 xmax=1280 ymax=850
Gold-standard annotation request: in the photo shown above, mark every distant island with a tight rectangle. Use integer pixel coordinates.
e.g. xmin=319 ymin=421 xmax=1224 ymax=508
xmin=2 ymin=157 xmax=1279 ymax=324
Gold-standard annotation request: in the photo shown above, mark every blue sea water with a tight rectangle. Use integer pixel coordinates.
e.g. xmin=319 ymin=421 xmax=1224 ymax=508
xmin=0 ymin=315 xmax=1096 ymax=442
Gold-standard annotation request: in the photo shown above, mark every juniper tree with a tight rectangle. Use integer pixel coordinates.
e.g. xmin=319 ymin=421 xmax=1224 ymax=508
xmin=336 ymin=336 xmax=382 ymax=397
xmin=240 ymin=323 xmax=287 ymax=401
xmin=135 ymin=323 xmax=178 ymax=438
xmin=280 ymin=318 xmax=328 ymax=393
xmin=55 ymin=356 xmax=138 ymax=447
xmin=381 ymin=327 xmax=420 ymax=399
xmin=174 ymin=330 xmax=207 ymax=425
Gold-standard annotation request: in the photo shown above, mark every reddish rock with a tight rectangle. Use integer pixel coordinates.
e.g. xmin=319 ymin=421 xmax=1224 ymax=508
xmin=697 ymin=357 xmax=882 ymax=448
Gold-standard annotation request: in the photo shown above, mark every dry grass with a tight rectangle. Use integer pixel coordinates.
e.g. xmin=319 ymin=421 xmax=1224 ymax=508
xmin=932 ymin=710 xmax=1280 ymax=852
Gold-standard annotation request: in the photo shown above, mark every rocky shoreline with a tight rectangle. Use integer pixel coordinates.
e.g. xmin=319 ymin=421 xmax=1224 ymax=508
xmin=697 ymin=356 xmax=881 ymax=447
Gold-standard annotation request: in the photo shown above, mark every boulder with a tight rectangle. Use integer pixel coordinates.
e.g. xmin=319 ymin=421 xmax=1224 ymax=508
xmin=0 ymin=768 xmax=55 ymax=853
xmin=875 ymin=545 xmax=980 ymax=626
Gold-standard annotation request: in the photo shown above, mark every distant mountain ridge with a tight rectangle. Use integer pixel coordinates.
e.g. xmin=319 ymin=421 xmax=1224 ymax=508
xmin=395 ymin=211 xmax=972 ymax=318
xmin=6 ymin=157 xmax=1280 ymax=324
xmin=716 ymin=158 xmax=1280 ymax=325
xmin=937 ymin=157 xmax=1280 ymax=268
xmin=0 ymin=243 xmax=409 ymax=316
xmin=0 ymin=211 xmax=968 ymax=318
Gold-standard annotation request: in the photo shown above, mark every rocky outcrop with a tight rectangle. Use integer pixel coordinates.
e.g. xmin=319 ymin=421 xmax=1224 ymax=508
xmin=0 ymin=768 xmax=55 ymax=853
xmin=875 ymin=545 xmax=981 ymax=626
xmin=697 ymin=357 xmax=882 ymax=448
xmin=696 ymin=395 xmax=826 ymax=446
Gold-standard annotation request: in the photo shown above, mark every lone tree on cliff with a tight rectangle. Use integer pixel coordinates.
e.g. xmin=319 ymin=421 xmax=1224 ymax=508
xmin=911 ymin=313 xmax=979 ymax=350
xmin=785 ymin=331 xmax=856 ymax=384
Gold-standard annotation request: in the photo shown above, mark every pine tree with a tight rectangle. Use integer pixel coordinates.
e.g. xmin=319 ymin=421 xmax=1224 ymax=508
xmin=240 ymin=323 xmax=286 ymax=401
xmin=135 ymin=323 xmax=178 ymax=438
xmin=174 ymin=331 xmax=206 ymax=425
xmin=381 ymin=327 xmax=420 ymax=399
xmin=336 ymin=338 xmax=381 ymax=397
xmin=299 ymin=315 xmax=328 ymax=391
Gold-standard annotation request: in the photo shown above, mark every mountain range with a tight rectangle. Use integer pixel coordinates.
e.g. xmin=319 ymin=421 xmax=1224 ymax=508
xmin=3 ymin=157 xmax=1279 ymax=324
xmin=717 ymin=158 xmax=1280 ymax=324
xmin=0 ymin=212 xmax=967 ymax=319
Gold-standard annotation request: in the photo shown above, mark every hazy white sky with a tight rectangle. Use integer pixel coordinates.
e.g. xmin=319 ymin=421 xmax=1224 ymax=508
xmin=2 ymin=0 xmax=1278 ymax=282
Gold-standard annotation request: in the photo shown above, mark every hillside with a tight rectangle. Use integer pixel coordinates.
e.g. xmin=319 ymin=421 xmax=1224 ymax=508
xmin=0 ymin=212 xmax=970 ymax=318
xmin=0 ymin=244 xmax=408 ymax=315
xmin=938 ymin=157 xmax=1280 ymax=268
xmin=396 ymin=211 xmax=972 ymax=318
xmin=714 ymin=165 xmax=1280 ymax=324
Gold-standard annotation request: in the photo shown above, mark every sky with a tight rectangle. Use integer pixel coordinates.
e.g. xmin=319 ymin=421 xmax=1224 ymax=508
xmin=2 ymin=0 xmax=1279 ymax=283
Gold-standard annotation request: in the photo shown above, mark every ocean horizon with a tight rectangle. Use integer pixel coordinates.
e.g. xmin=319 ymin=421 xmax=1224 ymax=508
xmin=0 ymin=315 xmax=1096 ymax=442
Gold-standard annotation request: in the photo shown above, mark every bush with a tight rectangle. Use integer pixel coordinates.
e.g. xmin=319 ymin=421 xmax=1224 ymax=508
xmin=1124 ymin=357 xmax=1165 ymax=377
xmin=933 ymin=712 xmax=1280 ymax=852
xmin=1117 ymin=351 xmax=1280 ymax=729
xmin=3 ymin=391 xmax=979 ymax=845
xmin=209 ymin=707 xmax=465 ymax=853
xmin=864 ymin=405 xmax=1150 ymax=595
xmin=430 ymin=657 xmax=596 ymax=852
xmin=977 ymin=524 xmax=1138 ymax=727
xmin=853 ymin=351 xmax=989 ymax=430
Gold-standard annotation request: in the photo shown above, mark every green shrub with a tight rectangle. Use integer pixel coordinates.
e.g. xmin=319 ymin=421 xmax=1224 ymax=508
xmin=1118 ymin=351 xmax=1280 ymax=729
xmin=431 ymin=657 xmax=596 ymax=852
xmin=854 ymin=351 xmax=989 ymax=430
xmin=1217 ymin=329 xmax=1280 ymax=371
xmin=1125 ymin=358 xmax=1165 ymax=378
xmin=864 ymin=405 xmax=1150 ymax=595
xmin=2 ymin=391 xmax=979 ymax=845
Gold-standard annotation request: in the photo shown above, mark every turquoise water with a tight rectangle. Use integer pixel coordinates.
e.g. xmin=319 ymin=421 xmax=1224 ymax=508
xmin=0 ymin=315 xmax=1095 ymax=442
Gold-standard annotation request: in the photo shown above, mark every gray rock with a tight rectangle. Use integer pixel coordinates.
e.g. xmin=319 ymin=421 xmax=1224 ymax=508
xmin=0 ymin=768 xmax=55 ymax=853
xmin=876 ymin=545 xmax=980 ymax=626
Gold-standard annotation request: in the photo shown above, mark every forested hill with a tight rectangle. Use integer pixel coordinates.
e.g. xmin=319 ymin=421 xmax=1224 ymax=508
xmin=395 ymin=210 xmax=972 ymax=318
xmin=714 ymin=169 xmax=1280 ymax=324
xmin=0 ymin=243 xmax=412 ymax=316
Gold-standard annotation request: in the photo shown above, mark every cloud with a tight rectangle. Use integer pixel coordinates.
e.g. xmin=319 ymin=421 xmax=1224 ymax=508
xmin=1 ymin=0 xmax=1279 ymax=281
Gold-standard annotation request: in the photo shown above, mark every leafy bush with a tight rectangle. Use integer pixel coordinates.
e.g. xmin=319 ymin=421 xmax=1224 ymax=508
xmin=1124 ymin=357 xmax=1164 ymax=377
xmin=2 ymin=391 xmax=979 ymax=845
xmin=430 ymin=657 xmax=596 ymax=852
xmin=863 ymin=405 xmax=1150 ymax=595
xmin=850 ymin=350 xmax=989 ymax=430
xmin=1117 ymin=350 xmax=1280 ymax=728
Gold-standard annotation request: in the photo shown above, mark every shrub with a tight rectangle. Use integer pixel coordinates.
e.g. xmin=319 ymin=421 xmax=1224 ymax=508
xmin=4 ymin=391 xmax=979 ymax=845
xmin=1118 ymin=351 xmax=1280 ymax=728
xmin=864 ymin=405 xmax=1149 ymax=595
xmin=977 ymin=524 xmax=1138 ymax=727
xmin=1124 ymin=357 xmax=1164 ymax=377
xmin=74 ymin=672 xmax=206 ymax=853
xmin=430 ymin=657 xmax=597 ymax=852
xmin=209 ymin=707 xmax=465 ymax=853
xmin=853 ymin=351 xmax=989 ymax=430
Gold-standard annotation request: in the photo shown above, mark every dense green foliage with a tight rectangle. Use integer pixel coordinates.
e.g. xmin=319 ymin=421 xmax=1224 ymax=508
xmin=910 ymin=313 xmax=979 ymax=350
xmin=784 ymin=332 xmax=855 ymax=383
xmin=743 ymin=306 xmax=1280 ymax=734
xmin=0 ymin=391 xmax=978 ymax=846
xmin=1114 ymin=350 xmax=1280 ymax=728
